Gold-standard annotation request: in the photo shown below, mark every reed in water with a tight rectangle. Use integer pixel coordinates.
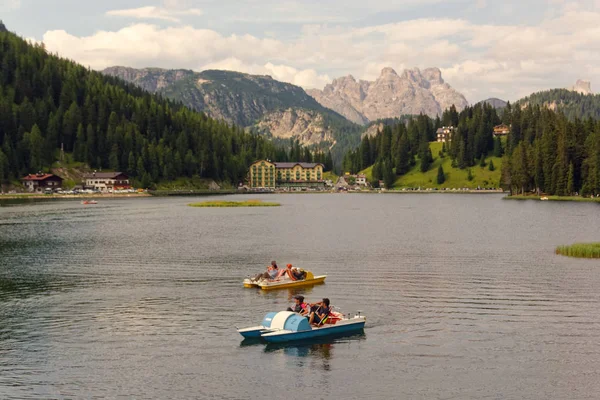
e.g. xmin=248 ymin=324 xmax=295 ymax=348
xmin=555 ymin=243 xmax=600 ymax=258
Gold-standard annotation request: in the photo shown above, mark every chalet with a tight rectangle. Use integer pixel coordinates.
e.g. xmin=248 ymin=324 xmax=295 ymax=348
xmin=356 ymin=174 xmax=368 ymax=186
xmin=493 ymin=124 xmax=510 ymax=136
xmin=84 ymin=172 xmax=131 ymax=192
xmin=21 ymin=173 xmax=63 ymax=193
xmin=436 ymin=126 xmax=455 ymax=142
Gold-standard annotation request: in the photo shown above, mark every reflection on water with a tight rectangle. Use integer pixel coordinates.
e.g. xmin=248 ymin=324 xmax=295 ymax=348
xmin=1 ymin=194 xmax=600 ymax=399
xmin=264 ymin=332 xmax=366 ymax=362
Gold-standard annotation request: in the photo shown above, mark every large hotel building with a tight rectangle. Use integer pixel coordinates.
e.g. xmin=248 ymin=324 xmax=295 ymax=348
xmin=248 ymin=160 xmax=325 ymax=189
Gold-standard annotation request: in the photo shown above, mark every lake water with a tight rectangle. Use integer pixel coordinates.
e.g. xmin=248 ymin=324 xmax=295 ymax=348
xmin=1 ymin=194 xmax=600 ymax=399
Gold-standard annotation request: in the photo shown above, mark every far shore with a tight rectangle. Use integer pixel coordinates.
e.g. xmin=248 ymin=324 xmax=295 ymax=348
xmin=0 ymin=192 xmax=151 ymax=200
xmin=0 ymin=189 xmax=507 ymax=199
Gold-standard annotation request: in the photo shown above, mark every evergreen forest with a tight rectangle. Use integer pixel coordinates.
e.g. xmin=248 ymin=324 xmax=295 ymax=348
xmin=517 ymin=89 xmax=600 ymax=121
xmin=343 ymin=102 xmax=600 ymax=196
xmin=0 ymin=27 xmax=330 ymax=188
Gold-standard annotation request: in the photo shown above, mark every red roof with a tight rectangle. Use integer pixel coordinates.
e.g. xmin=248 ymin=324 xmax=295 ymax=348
xmin=21 ymin=174 xmax=62 ymax=181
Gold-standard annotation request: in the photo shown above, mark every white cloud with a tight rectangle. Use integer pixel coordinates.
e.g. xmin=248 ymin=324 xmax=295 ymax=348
xmin=106 ymin=6 xmax=202 ymax=23
xmin=41 ymin=3 xmax=600 ymax=102
xmin=199 ymin=58 xmax=331 ymax=89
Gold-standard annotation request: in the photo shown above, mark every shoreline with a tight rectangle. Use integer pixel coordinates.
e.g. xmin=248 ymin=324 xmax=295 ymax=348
xmin=0 ymin=190 xmax=507 ymax=199
xmin=504 ymin=195 xmax=600 ymax=203
xmin=0 ymin=193 xmax=151 ymax=200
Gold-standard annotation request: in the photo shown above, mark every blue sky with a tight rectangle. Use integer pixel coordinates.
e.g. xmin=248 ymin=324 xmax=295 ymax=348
xmin=2 ymin=0 xmax=600 ymax=101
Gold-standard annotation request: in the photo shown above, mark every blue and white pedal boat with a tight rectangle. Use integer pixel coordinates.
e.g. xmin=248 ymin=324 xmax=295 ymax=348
xmin=237 ymin=311 xmax=366 ymax=343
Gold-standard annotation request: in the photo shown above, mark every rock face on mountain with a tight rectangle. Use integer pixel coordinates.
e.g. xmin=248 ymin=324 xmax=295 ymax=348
xmin=255 ymin=109 xmax=334 ymax=144
xmin=102 ymin=67 xmax=362 ymax=151
xmin=103 ymin=67 xmax=325 ymax=128
xmin=103 ymin=66 xmax=193 ymax=92
xmin=307 ymin=67 xmax=468 ymax=125
xmin=568 ymin=79 xmax=592 ymax=95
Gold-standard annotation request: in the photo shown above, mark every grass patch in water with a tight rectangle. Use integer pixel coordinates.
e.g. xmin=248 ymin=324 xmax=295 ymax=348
xmin=555 ymin=243 xmax=600 ymax=258
xmin=505 ymin=195 xmax=600 ymax=202
xmin=188 ymin=200 xmax=280 ymax=207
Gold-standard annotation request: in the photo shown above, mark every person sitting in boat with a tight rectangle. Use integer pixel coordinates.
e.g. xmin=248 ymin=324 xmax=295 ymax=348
xmin=276 ymin=264 xmax=305 ymax=281
xmin=309 ymin=298 xmax=330 ymax=326
xmin=286 ymin=295 xmax=310 ymax=316
xmin=273 ymin=263 xmax=290 ymax=280
xmin=251 ymin=261 xmax=278 ymax=282
xmin=291 ymin=266 xmax=306 ymax=281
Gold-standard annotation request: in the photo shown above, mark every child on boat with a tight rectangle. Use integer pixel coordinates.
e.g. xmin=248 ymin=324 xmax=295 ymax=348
xmin=287 ymin=295 xmax=310 ymax=316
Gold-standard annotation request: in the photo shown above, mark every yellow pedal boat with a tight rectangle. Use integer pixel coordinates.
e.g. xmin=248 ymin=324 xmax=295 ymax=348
xmin=243 ymin=271 xmax=326 ymax=290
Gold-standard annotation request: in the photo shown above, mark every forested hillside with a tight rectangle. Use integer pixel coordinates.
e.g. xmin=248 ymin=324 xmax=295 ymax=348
xmin=0 ymin=27 xmax=324 ymax=187
xmin=501 ymin=104 xmax=600 ymax=196
xmin=517 ymin=89 xmax=600 ymax=120
xmin=343 ymin=100 xmax=600 ymax=196
xmin=343 ymin=104 xmax=503 ymax=187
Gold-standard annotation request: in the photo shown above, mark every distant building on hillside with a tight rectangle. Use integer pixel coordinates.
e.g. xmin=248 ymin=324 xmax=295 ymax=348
xmin=84 ymin=172 xmax=130 ymax=192
xmin=436 ymin=126 xmax=455 ymax=142
xmin=493 ymin=124 xmax=510 ymax=136
xmin=21 ymin=173 xmax=63 ymax=193
xmin=248 ymin=160 xmax=325 ymax=189
xmin=356 ymin=174 xmax=368 ymax=186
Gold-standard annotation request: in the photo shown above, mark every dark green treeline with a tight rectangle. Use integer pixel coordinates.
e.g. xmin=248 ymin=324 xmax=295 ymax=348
xmin=501 ymin=103 xmax=600 ymax=196
xmin=343 ymin=104 xmax=503 ymax=181
xmin=342 ymin=99 xmax=600 ymax=196
xmin=0 ymin=28 xmax=330 ymax=187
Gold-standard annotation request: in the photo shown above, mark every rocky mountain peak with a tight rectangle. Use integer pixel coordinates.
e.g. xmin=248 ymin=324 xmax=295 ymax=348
xmin=422 ymin=67 xmax=444 ymax=85
xmin=380 ymin=67 xmax=399 ymax=77
xmin=568 ymin=79 xmax=592 ymax=95
xmin=308 ymin=66 xmax=468 ymax=125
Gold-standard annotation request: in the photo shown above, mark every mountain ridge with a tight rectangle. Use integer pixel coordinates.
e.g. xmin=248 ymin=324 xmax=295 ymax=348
xmin=102 ymin=66 xmax=364 ymax=165
xmin=102 ymin=66 xmax=328 ymax=127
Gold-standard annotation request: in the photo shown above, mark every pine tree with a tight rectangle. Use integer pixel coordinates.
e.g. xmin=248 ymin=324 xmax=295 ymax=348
xmin=418 ymin=139 xmax=432 ymax=172
xmin=488 ymin=159 xmax=495 ymax=171
xmin=493 ymin=136 xmax=503 ymax=157
xmin=567 ymin=162 xmax=575 ymax=195
xmin=74 ymin=124 xmax=85 ymax=162
xmin=360 ymin=136 xmax=370 ymax=170
xmin=26 ymin=124 xmax=44 ymax=172
xmin=479 ymin=154 xmax=487 ymax=167
xmin=395 ymin=133 xmax=410 ymax=175
xmin=372 ymin=160 xmax=383 ymax=181
xmin=467 ymin=168 xmax=474 ymax=181
xmin=383 ymin=160 xmax=395 ymax=189
xmin=136 ymin=157 xmax=146 ymax=178
xmin=325 ymin=151 xmax=333 ymax=172
xmin=109 ymin=144 xmax=120 ymax=171
xmin=128 ymin=151 xmax=136 ymax=175
xmin=511 ymin=142 xmax=531 ymax=194
xmin=437 ymin=165 xmax=445 ymax=184
xmin=0 ymin=149 xmax=6 ymax=182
